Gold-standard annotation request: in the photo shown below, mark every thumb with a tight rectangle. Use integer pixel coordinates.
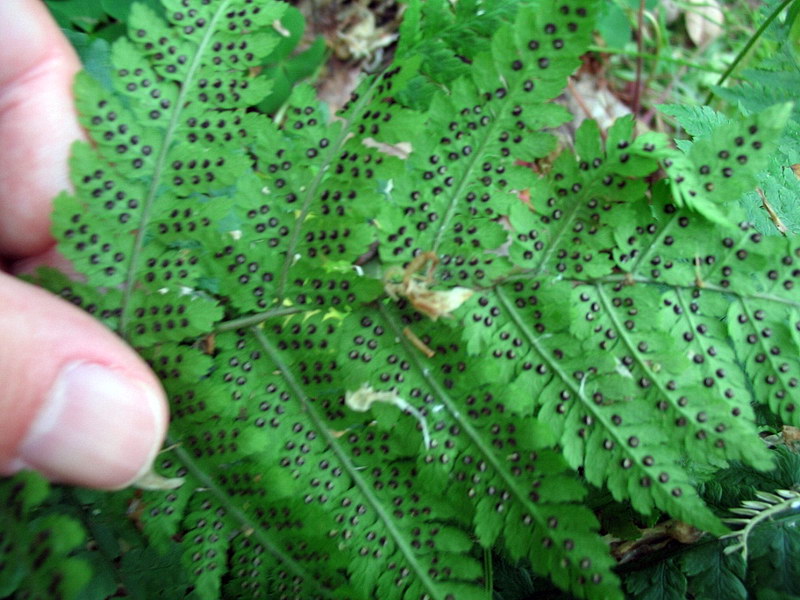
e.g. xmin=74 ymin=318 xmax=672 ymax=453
xmin=0 ymin=272 xmax=168 ymax=489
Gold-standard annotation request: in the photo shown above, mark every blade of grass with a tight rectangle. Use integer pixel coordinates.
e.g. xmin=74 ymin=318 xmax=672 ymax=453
xmin=704 ymin=0 xmax=796 ymax=104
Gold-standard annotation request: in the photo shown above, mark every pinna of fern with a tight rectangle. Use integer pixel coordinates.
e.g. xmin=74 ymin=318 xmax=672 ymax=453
xmin=4 ymin=0 xmax=799 ymax=599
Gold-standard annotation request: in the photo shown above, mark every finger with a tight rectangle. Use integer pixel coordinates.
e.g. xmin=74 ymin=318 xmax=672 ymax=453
xmin=11 ymin=244 xmax=78 ymax=277
xmin=0 ymin=0 xmax=84 ymax=258
xmin=0 ymin=272 xmax=168 ymax=489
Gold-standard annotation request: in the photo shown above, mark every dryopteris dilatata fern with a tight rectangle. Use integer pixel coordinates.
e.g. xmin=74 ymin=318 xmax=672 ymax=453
xmin=3 ymin=0 xmax=799 ymax=598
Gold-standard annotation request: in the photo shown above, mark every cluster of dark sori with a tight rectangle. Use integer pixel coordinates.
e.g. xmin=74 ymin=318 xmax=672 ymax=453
xmin=665 ymin=103 xmax=790 ymax=216
xmin=444 ymin=100 xmax=797 ymax=530
xmin=139 ymin=249 xmax=202 ymax=286
xmin=168 ymin=321 xmax=492 ymax=599
xmin=227 ymin=534 xmax=331 ymax=600
xmin=1 ymin=473 xmax=91 ymax=600
xmin=501 ymin=162 xmax=793 ymax=529
xmin=53 ymin=169 xmax=136 ymax=287
xmin=47 ymin=1 xmax=636 ymax=598
xmin=437 ymin=104 xmax=800 ymax=535
xmin=51 ymin=0 xmax=288 ymax=349
xmin=335 ymin=302 xmax=622 ymax=599
xmin=182 ymin=498 xmax=234 ymax=583
xmin=205 ymin=66 xmax=418 ymax=314
xmin=39 ymin=0 xmax=800 ymax=598
xmin=142 ymin=329 xmax=351 ymax=598
xmin=675 ymin=111 xmax=786 ymax=205
xmin=377 ymin=1 xmax=642 ymax=288
xmin=611 ymin=194 xmax=800 ymax=428
xmin=507 ymin=119 xmax=671 ymax=280
xmin=458 ymin=280 xmax=718 ymax=530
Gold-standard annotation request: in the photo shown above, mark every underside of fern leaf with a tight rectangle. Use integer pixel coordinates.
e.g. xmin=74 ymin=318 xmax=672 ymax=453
xmin=24 ymin=0 xmax=800 ymax=599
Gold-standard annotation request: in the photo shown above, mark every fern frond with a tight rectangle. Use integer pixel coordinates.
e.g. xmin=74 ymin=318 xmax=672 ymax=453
xmin=23 ymin=0 xmax=800 ymax=598
xmin=0 ymin=472 xmax=90 ymax=598
xmin=722 ymin=488 xmax=800 ymax=562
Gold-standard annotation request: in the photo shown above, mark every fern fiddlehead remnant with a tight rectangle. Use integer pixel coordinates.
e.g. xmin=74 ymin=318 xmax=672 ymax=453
xmin=2 ymin=0 xmax=799 ymax=599
xmin=723 ymin=488 xmax=800 ymax=562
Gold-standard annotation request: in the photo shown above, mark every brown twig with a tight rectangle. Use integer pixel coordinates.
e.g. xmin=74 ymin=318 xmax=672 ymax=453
xmin=566 ymin=78 xmax=607 ymax=142
xmin=631 ymin=0 xmax=646 ymax=117
xmin=757 ymin=187 xmax=789 ymax=236
xmin=403 ymin=327 xmax=435 ymax=358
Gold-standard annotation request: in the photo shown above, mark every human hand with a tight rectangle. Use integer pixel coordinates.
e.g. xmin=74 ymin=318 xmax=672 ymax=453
xmin=0 ymin=0 xmax=168 ymax=489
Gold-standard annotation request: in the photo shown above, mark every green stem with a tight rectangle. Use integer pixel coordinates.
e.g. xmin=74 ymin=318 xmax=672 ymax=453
xmin=614 ymin=502 xmax=800 ymax=575
xmin=501 ymin=269 xmax=800 ymax=310
xmin=251 ymin=325 xmax=446 ymax=600
xmin=704 ymin=0 xmax=796 ymax=105
xmin=163 ymin=439 xmax=335 ymax=599
xmin=273 ymin=74 xmax=385 ymax=299
xmin=587 ymin=274 xmax=800 ymax=309
xmin=119 ymin=2 xmax=232 ymax=337
xmin=214 ymin=305 xmax=304 ymax=332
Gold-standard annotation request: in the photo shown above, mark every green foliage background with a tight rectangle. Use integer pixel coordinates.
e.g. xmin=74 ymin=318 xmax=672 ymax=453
xmin=2 ymin=1 xmax=800 ymax=599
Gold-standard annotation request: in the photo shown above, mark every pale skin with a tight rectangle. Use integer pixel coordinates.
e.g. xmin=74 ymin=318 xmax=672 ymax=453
xmin=0 ymin=0 xmax=168 ymax=489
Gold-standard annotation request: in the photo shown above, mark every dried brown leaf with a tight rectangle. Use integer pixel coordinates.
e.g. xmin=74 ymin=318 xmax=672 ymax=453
xmin=685 ymin=0 xmax=724 ymax=47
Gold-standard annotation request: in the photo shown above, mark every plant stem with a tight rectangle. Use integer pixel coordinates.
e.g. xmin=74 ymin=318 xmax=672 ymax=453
xmin=251 ymin=325 xmax=447 ymax=600
xmin=704 ymin=0 xmax=796 ymax=105
xmin=273 ymin=73 xmax=384 ymax=299
xmin=163 ymin=439 xmax=335 ymax=599
xmin=214 ymin=305 xmax=305 ymax=332
xmin=632 ymin=0 xmax=646 ymax=116
xmin=119 ymin=2 xmax=232 ymax=337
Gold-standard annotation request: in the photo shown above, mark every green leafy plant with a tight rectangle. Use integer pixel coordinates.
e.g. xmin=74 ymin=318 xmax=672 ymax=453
xmin=45 ymin=0 xmax=325 ymax=114
xmin=3 ymin=0 xmax=800 ymax=599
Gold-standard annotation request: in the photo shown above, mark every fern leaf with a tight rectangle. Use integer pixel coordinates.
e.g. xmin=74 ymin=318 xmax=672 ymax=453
xmin=334 ymin=303 xmax=620 ymax=599
xmin=615 ymin=193 xmax=800 ymax=429
xmin=746 ymin=515 xmax=800 ymax=597
xmin=395 ymin=0 xmax=538 ymax=100
xmin=507 ymin=117 xmax=672 ymax=280
xmin=249 ymin=321 xmax=485 ymax=600
xmin=625 ymin=559 xmax=687 ymax=600
xmin=53 ymin=0 xmax=288 ymax=340
xmin=722 ymin=487 xmax=800 ymax=562
xmin=658 ymin=104 xmax=731 ymax=141
xmin=379 ymin=1 xmax=599 ymax=284
xmin=680 ymin=542 xmax=747 ymax=600
xmin=30 ymin=0 xmax=800 ymax=598
xmin=0 ymin=472 xmax=90 ymax=599
xmin=665 ymin=103 xmax=791 ymax=221
xmin=477 ymin=282 xmax=724 ymax=533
